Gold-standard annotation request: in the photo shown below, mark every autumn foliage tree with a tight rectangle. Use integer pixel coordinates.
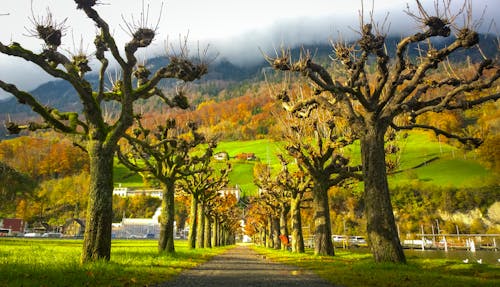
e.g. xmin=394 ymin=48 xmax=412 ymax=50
xmin=0 ymin=1 xmax=207 ymax=263
xmin=267 ymin=0 xmax=500 ymax=262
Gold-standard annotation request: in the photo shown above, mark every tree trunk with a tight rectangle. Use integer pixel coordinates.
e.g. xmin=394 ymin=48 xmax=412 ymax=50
xmin=212 ymin=217 xmax=219 ymax=247
xmin=196 ymin=202 xmax=205 ymax=248
xmin=266 ymin=216 xmax=273 ymax=248
xmin=360 ymin=125 xmax=406 ymax=263
xmin=280 ymin=204 xmax=290 ymax=251
xmin=260 ymin=227 xmax=266 ymax=246
xmin=291 ymin=197 xmax=305 ymax=253
xmin=204 ymin=214 xmax=212 ymax=248
xmin=158 ymin=182 xmax=175 ymax=254
xmin=188 ymin=195 xmax=198 ymax=249
xmin=312 ymin=183 xmax=334 ymax=256
xmin=272 ymin=216 xmax=281 ymax=250
xmin=81 ymin=142 xmax=114 ymax=263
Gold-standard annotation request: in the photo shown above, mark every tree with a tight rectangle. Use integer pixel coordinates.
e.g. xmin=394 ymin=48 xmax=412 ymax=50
xmin=276 ymin=154 xmax=312 ymax=253
xmin=0 ymin=161 xmax=37 ymax=217
xmin=117 ymin=118 xmax=206 ymax=254
xmin=177 ymin=145 xmax=230 ymax=248
xmin=253 ymin=162 xmax=284 ymax=250
xmin=276 ymin=107 xmax=362 ymax=256
xmin=266 ymin=0 xmax=500 ymax=262
xmin=0 ymin=1 xmax=207 ymax=262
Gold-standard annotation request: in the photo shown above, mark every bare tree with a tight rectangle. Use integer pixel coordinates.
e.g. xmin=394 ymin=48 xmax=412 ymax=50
xmin=276 ymin=154 xmax=312 ymax=253
xmin=266 ymin=0 xmax=499 ymax=262
xmin=117 ymin=118 xmax=206 ymax=254
xmin=0 ymin=1 xmax=207 ymax=262
xmin=279 ymin=108 xmax=362 ymax=256
xmin=177 ymin=146 xmax=230 ymax=249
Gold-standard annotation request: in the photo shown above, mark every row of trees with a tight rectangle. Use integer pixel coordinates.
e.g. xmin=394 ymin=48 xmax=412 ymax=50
xmin=261 ymin=0 xmax=499 ymax=263
xmin=0 ymin=0 xmax=209 ymax=263
xmin=116 ymin=117 xmax=240 ymax=252
xmin=0 ymin=0 xmax=498 ymax=264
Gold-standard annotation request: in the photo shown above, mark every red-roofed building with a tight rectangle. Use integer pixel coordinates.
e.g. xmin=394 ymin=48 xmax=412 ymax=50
xmin=0 ymin=218 xmax=25 ymax=236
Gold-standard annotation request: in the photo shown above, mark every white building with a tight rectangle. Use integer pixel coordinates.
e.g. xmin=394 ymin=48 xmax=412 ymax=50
xmin=113 ymin=187 xmax=163 ymax=199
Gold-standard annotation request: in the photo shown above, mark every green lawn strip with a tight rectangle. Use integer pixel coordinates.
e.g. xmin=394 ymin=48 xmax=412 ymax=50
xmin=251 ymin=245 xmax=500 ymax=287
xmin=0 ymin=238 xmax=232 ymax=287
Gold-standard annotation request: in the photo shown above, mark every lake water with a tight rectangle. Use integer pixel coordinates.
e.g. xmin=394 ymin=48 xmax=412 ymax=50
xmin=404 ymin=249 xmax=500 ymax=265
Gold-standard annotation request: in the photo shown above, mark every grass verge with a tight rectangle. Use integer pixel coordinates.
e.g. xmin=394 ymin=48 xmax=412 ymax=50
xmin=252 ymin=245 xmax=500 ymax=287
xmin=0 ymin=238 xmax=232 ymax=287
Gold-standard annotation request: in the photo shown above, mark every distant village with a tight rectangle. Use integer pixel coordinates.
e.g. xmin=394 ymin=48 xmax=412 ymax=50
xmin=1 ymin=185 xmax=241 ymax=239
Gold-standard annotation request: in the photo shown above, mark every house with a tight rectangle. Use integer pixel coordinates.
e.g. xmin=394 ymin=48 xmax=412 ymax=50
xmin=214 ymin=151 xmax=229 ymax=161
xmin=0 ymin=218 xmax=25 ymax=236
xmin=235 ymin=153 xmax=257 ymax=161
xmin=219 ymin=185 xmax=241 ymax=201
xmin=63 ymin=218 xmax=85 ymax=237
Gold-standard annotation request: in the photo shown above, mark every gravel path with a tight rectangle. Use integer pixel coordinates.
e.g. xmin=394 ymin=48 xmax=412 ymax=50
xmin=157 ymin=245 xmax=339 ymax=287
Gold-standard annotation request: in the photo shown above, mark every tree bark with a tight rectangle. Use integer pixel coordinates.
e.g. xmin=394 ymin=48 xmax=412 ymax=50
xmin=212 ymin=217 xmax=219 ymax=247
xmin=204 ymin=214 xmax=212 ymax=248
xmin=280 ymin=204 xmax=290 ymax=251
xmin=361 ymin=125 xmax=406 ymax=263
xmin=196 ymin=202 xmax=205 ymax=248
xmin=81 ymin=141 xmax=114 ymax=263
xmin=290 ymin=197 xmax=305 ymax=253
xmin=312 ymin=184 xmax=334 ymax=256
xmin=158 ymin=182 xmax=175 ymax=253
xmin=188 ymin=196 xmax=198 ymax=249
xmin=272 ymin=216 xmax=281 ymax=250
xmin=266 ymin=216 xmax=273 ymax=248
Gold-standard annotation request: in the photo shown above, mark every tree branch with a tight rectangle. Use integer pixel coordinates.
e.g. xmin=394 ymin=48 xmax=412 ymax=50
xmin=0 ymin=80 xmax=81 ymax=134
xmin=390 ymin=123 xmax=482 ymax=147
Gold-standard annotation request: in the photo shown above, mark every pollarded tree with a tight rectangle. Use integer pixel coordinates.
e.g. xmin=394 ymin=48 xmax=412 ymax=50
xmin=266 ymin=0 xmax=500 ymax=262
xmin=178 ymin=145 xmax=230 ymax=249
xmin=0 ymin=1 xmax=207 ymax=262
xmin=253 ymin=162 xmax=283 ymax=249
xmin=275 ymin=154 xmax=312 ymax=253
xmin=278 ymin=108 xmax=362 ymax=256
xmin=117 ymin=118 xmax=206 ymax=254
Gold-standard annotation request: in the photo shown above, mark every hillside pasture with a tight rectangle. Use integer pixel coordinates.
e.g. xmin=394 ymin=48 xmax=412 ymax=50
xmin=114 ymin=132 xmax=496 ymax=195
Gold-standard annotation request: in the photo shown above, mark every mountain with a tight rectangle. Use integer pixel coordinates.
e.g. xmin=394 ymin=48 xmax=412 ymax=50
xmin=0 ymin=34 xmax=498 ymax=132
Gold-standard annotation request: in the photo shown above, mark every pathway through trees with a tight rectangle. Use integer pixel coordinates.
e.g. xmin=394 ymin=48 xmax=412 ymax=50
xmin=158 ymin=245 xmax=338 ymax=287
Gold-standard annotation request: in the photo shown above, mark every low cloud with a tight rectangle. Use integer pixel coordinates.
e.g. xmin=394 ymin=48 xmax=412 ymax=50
xmin=1 ymin=0 xmax=498 ymax=99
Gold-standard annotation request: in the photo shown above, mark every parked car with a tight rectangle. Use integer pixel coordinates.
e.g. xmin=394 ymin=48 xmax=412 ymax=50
xmin=332 ymin=235 xmax=348 ymax=242
xmin=24 ymin=232 xmax=42 ymax=238
xmin=348 ymin=236 xmax=368 ymax=247
xmin=41 ymin=232 xmax=63 ymax=238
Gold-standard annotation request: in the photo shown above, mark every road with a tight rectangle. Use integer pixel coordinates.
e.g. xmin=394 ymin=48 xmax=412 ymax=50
xmin=157 ymin=245 xmax=339 ymax=287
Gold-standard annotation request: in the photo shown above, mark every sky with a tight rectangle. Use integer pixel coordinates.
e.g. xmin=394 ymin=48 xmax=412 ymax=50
xmin=1 ymin=0 xmax=499 ymax=99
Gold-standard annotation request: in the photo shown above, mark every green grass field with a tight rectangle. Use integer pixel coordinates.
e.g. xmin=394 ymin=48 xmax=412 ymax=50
xmin=252 ymin=245 xmax=500 ymax=287
xmin=0 ymin=238 xmax=230 ymax=287
xmin=114 ymin=132 xmax=496 ymax=195
xmin=2 ymin=239 xmax=498 ymax=287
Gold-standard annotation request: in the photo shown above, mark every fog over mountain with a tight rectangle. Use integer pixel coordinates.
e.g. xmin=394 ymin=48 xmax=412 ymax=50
xmin=1 ymin=0 xmax=499 ymax=100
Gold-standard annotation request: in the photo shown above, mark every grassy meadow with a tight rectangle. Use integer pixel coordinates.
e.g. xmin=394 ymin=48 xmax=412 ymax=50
xmin=0 ymin=238 xmax=230 ymax=287
xmin=112 ymin=131 xmax=496 ymax=197
xmin=252 ymin=245 xmax=500 ymax=287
